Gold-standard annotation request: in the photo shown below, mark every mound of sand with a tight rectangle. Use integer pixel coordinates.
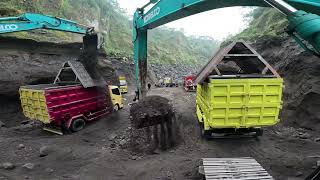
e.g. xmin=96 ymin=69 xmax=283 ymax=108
xmin=130 ymin=96 xmax=173 ymax=129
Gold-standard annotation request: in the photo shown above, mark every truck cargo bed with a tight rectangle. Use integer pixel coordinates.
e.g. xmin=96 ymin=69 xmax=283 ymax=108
xmin=20 ymin=84 xmax=112 ymax=126
xmin=196 ymin=78 xmax=283 ymax=130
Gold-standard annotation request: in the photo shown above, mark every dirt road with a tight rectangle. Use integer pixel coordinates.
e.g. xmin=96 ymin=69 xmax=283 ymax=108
xmin=0 ymin=87 xmax=320 ymax=180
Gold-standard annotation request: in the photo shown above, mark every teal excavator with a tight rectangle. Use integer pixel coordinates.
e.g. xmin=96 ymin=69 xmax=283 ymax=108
xmin=0 ymin=13 xmax=100 ymax=70
xmin=0 ymin=13 xmax=94 ymax=34
xmin=133 ymin=0 xmax=320 ymax=98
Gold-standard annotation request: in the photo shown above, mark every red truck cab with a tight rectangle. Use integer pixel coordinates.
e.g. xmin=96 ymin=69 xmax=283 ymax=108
xmin=184 ymin=75 xmax=196 ymax=91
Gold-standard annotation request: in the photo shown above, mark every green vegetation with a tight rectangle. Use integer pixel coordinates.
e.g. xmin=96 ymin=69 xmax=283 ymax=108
xmin=0 ymin=0 xmax=219 ymax=65
xmin=226 ymin=7 xmax=287 ymax=42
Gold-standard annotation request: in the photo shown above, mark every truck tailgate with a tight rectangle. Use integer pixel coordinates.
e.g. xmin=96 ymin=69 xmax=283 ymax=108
xmin=197 ymin=78 xmax=283 ymax=129
xmin=19 ymin=85 xmax=51 ymax=124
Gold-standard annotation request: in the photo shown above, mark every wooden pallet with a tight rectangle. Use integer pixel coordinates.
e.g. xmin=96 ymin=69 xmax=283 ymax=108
xmin=202 ymin=157 xmax=274 ymax=180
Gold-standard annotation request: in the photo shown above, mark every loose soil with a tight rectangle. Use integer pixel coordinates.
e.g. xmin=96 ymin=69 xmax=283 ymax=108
xmin=1 ymin=87 xmax=320 ymax=180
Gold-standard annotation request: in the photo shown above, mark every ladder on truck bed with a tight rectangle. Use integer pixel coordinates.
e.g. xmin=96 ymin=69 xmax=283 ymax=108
xmin=200 ymin=157 xmax=274 ymax=180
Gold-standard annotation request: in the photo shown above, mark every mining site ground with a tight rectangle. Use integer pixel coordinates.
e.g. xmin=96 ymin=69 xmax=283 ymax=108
xmin=0 ymin=87 xmax=320 ymax=180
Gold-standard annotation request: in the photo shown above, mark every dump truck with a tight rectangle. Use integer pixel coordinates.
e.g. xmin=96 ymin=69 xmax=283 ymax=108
xmin=119 ymin=75 xmax=128 ymax=93
xmin=163 ymin=77 xmax=178 ymax=87
xmin=164 ymin=77 xmax=173 ymax=87
xmin=155 ymin=79 xmax=164 ymax=87
xmin=109 ymin=85 xmax=124 ymax=111
xmin=195 ymin=41 xmax=283 ymax=138
xmin=19 ymin=61 xmax=123 ymax=134
xmin=184 ymin=75 xmax=196 ymax=91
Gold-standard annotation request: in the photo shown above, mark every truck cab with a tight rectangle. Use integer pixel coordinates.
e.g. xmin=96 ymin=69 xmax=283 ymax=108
xmin=119 ymin=75 xmax=128 ymax=93
xmin=164 ymin=77 xmax=173 ymax=87
xmin=109 ymin=85 xmax=124 ymax=111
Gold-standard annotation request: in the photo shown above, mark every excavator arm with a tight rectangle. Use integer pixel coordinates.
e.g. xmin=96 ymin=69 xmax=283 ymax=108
xmin=0 ymin=13 xmax=94 ymax=34
xmin=133 ymin=0 xmax=320 ymax=98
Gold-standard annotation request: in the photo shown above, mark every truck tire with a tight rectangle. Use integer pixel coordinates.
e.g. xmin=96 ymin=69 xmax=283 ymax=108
xmin=70 ymin=118 xmax=86 ymax=132
xmin=255 ymin=128 xmax=263 ymax=137
xmin=199 ymin=122 xmax=211 ymax=139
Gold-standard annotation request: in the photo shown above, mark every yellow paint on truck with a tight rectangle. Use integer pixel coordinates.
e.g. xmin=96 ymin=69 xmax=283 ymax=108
xmin=19 ymin=87 xmax=50 ymax=124
xmin=196 ymin=78 xmax=283 ymax=130
xmin=109 ymin=85 xmax=124 ymax=110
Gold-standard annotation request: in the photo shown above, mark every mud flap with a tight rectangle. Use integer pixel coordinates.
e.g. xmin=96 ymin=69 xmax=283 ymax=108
xmin=43 ymin=125 xmax=63 ymax=135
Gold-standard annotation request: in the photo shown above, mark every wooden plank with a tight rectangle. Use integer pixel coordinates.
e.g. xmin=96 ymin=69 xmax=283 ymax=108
xmin=203 ymin=157 xmax=254 ymax=160
xmin=205 ymin=174 xmax=272 ymax=178
xmin=195 ymin=41 xmax=281 ymax=85
xmin=203 ymin=163 xmax=261 ymax=166
xmin=194 ymin=42 xmax=236 ymax=84
xmin=202 ymin=157 xmax=274 ymax=180
xmin=203 ymin=159 xmax=258 ymax=162
xmin=205 ymin=170 xmax=268 ymax=174
xmin=204 ymin=168 xmax=266 ymax=172
xmin=206 ymin=174 xmax=273 ymax=178
xmin=205 ymin=175 xmax=273 ymax=180
xmin=203 ymin=161 xmax=260 ymax=165
xmin=204 ymin=168 xmax=265 ymax=172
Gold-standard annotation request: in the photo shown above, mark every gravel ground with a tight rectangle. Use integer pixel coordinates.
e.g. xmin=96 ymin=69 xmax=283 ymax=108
xmin=0 ymin=87 xmax=320 ymax=180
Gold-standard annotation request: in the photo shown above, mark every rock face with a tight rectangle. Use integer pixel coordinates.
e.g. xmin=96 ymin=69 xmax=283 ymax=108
xmin=0 ymin=37 xmax=124 ymax=96
xmin=0 ymin=37 xmax=82 ymax=96
xmin=150 ymin=64 xmax=200 ymax=82
xmin=251 ymin=36 xmax=320 ymax=131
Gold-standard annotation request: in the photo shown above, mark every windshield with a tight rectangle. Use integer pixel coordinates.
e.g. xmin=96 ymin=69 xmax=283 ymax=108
xmin=119 ymin=80 xmax=127 ymax=86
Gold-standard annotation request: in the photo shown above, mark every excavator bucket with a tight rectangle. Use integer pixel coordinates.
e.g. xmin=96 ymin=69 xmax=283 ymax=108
xmin=78 ymin=34 xmax=105 ymax=86
xmin=83 ymin=34 xmax=98 ymax=53
xmin=81 ymin=33 xmax=98 ymax=68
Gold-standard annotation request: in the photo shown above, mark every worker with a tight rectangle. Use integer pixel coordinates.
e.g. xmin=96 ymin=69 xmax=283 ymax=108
xmin=147 ymin=83 xmax=151 ymax=90
xmin=133 ymin=90 xmax=139 ymax=102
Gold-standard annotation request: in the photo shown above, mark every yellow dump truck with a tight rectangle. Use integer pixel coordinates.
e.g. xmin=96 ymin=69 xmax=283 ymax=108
xmin=195 ymin=41 xmax=283 ymax=138
xmin=109 ymin=85 xmax=124 ymax=111
xmin=119 ymin=75 xmax=128 ymax=93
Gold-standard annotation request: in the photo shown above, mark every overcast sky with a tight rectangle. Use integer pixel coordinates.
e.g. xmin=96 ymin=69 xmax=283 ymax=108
xmin=117 ymin=0 xmax=252 ymax=41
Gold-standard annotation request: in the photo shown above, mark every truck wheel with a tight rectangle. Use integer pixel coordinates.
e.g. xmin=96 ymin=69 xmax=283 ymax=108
xmin=199 ymin=122 xmax=211 ymax=139
xmin=255 ymin=129 xmax=263 ymax=137
xmin=70 ymin=118 xmax=86 ymax=132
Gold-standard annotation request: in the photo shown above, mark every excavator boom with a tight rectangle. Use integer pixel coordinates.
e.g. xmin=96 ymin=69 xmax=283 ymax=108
xmin=0 ymin=13 xmax=94 ymax=34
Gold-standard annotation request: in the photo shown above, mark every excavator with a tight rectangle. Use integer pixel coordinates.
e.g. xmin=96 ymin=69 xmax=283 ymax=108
xmin=0 ymin=13 xmax=100 ymax=72
xmin=133 ymin=0 xmax=320 ymax=98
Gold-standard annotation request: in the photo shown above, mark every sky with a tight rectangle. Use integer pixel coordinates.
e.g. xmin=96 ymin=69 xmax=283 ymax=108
xmin=117 ymin=0 xmax=252 ymax=41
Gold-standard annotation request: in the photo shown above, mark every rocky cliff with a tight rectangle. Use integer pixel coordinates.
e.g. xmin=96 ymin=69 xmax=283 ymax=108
xmin=251 ymin=36 xmax=320 ymax=131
